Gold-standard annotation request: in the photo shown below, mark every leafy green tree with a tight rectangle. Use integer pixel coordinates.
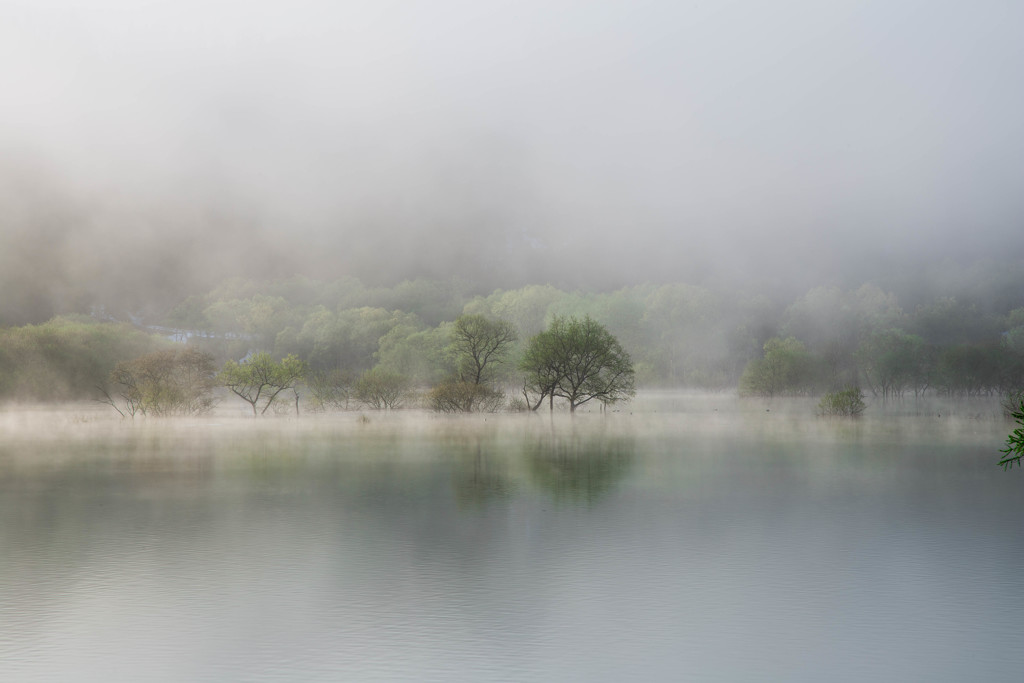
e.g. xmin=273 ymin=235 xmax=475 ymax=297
xmin=932 ymin=343 xmax=1005 ymax=397
xmin=423 ymin=314 xmax=517 ymax=413
xmin=855 ymin=329 xmax=931 ymax=399
xmin=739 ymin=336 xmax=817 ymax=397
xmin=294 ymin=306 xmax=419 ymax=373
xmin=353 ymin=367 xmax=410 ymax=410
xmin=375 ymin=323 xmax=453 ymax=386
xmin=519 ymin=316 xmax=635 ymax=413
xmin=0 ymin=317 xmax=164 ymax=401
xmin=306 ymin=368 xmax=355 ymax=412
xmin=462 ymin=285 xmax=566 ymax=338
xmin=639 ymin=283 xmax=728 ymax=386
xmin=518 ymin=324 xmax=564 ymax=411
xmin=220 ymin=352 xmax=307 ymax=416
xmin=910 ymin=297 xmax=1001 ymax=346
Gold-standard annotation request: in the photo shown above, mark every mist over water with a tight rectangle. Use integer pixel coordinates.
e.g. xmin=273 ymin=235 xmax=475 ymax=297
xmin=2 ymin=3 xmax=1023 ymax=678
xmin=1 ymin=397 xmax=1022 ymax=681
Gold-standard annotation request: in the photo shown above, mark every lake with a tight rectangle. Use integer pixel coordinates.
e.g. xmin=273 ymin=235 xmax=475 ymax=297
xmin=1 ymin=394 xmax=1022 ymax=681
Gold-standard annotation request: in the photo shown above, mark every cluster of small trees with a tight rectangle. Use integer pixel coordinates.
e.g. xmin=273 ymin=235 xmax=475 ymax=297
xmin=145 ymin=272 xmax=1024 ymax=398
xmin=100 ymin=347 xmax=219 ymax=417
xmin=92 ymin=313 xmax=635 ymax=417
xmin=739 ymin=331 xmax=1024 ymax=400
xmin=0 ymin=316 xmax=163 ymax=401
xmin=736 ymin=285 xmax=1024 ymax=400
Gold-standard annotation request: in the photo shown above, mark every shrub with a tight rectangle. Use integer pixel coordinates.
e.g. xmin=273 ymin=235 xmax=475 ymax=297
xmin=102 ymin=347 xmax=218 ymax=417
xmin=353 ymin=368 xmax=410 ymax=410
xmin=507 ymin=396 xmax=529 ymax=412
xmin=428 ymin=380 xmax=505 ymax=413
xmin=739 ymin=337 xmax=819 ymax=397
xmin=306 ymin=368 xmax=355 ymax=412
xmin=817 ymin=386 xmax=866 ymax=417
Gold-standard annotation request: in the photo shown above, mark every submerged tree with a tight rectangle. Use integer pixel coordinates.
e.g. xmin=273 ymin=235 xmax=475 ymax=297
xmin=100 ymin=347 xmax=218 ymax=417
xmin=856 ymin=328 xmax=932 ymax=399
xmin=353 ymin=367 xmax=410 ymax=410
xmin=738 ymin=336 xmax=817 ymax=397
xmin=429 ymin=314 xmax=517 ymax=412
xmin=219 ymin=352 xmax=307 ymax=416
xmin=817 ymin=386 xmax=867 ymax=417
xmin=450 ymin=314 xmax=518 ymax=386
xmin=306 ymin=368 xmax=355 ymax=411
xmin=520 ymin=315 xmax=635 ymax=413
xmin=428 ymin=380 xmax=506 ymax=413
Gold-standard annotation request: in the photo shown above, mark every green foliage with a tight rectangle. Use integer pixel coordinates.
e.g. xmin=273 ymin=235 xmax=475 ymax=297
xmin=103 ymin=347 xmax=218 ymax=417
xmin=450 ymin=314 xmax=518 ymax=387
xmin=817 ymin=386 xmax=867 ymax=417
xmin=290 ymin=306 xmax=420 ymax=373
xmin=305 ymin=368 xmax=355 ymax=412
xmin=932 ymin=343 xmax=1007 ymax=397
xmin=856 ymin=329 xmax=931 ymax=399
xmin=781 ymin=284 xmax=902 ymax=389
xmin=638 ymin=283 xmax=735 ymax=387
xmin=219 ymin=352 xmax=307 ymax=416
xmin=0 ymin=317 xmax=166 ymax=401
xmin=739 ymin=337 xmax=817 ymax=397
xmin=462 ymin=285 xmax=566 ymax=338
xmin=14 ymin=273 xmax=1024 ymax=406
xmin=520 ymin=316 xmax=636 ymax=412
xmin=428 ymin=380 xmax=505 ymax=413
xmin=375 ymin=323 xmax=453 ymax=385
xmin=999 ymin=398 xmax=1024 ymax=470
xmin=910 ymin=297 xmax=1001 ymax=346
xmin=353 ymin=368 xmax=410 ymax=410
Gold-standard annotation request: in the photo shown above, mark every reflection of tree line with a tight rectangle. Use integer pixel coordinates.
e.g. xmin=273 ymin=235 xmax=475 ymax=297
xmin=451 ymin=432 xmax=636 ymax=507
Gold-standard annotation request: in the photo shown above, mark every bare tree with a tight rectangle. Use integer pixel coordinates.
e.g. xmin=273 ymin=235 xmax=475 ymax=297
xmin=451 ymin=314 xmax=518 ymax=386
xmin=99 ymin=347 xmax=218 ymax=417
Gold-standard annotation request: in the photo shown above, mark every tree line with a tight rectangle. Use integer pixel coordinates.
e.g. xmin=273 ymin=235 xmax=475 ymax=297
xmin=91 ymin=314 xmax=634 ymax=416
xmin=0 ymin=269 xmax=1022 ymax=410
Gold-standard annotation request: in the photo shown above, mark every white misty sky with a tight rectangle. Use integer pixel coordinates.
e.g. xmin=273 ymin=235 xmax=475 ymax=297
xmin=1 ymin=0 xmax=1022 ymax=287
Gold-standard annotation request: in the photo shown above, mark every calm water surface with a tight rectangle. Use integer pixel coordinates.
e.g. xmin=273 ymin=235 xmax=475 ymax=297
xmin=1 ymin=396 xmax=1022 ymax=681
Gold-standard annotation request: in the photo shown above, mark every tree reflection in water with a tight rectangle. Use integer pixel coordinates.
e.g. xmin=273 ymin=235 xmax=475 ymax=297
xmin=524 ymin=431 xmax=635 ymax=505
xmin=451 ymin=442 xmax=515 ymax=509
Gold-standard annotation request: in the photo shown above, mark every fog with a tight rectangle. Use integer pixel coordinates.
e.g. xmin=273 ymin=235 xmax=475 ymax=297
xmin=2 ymin=0 xmax=1023 ymax=322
